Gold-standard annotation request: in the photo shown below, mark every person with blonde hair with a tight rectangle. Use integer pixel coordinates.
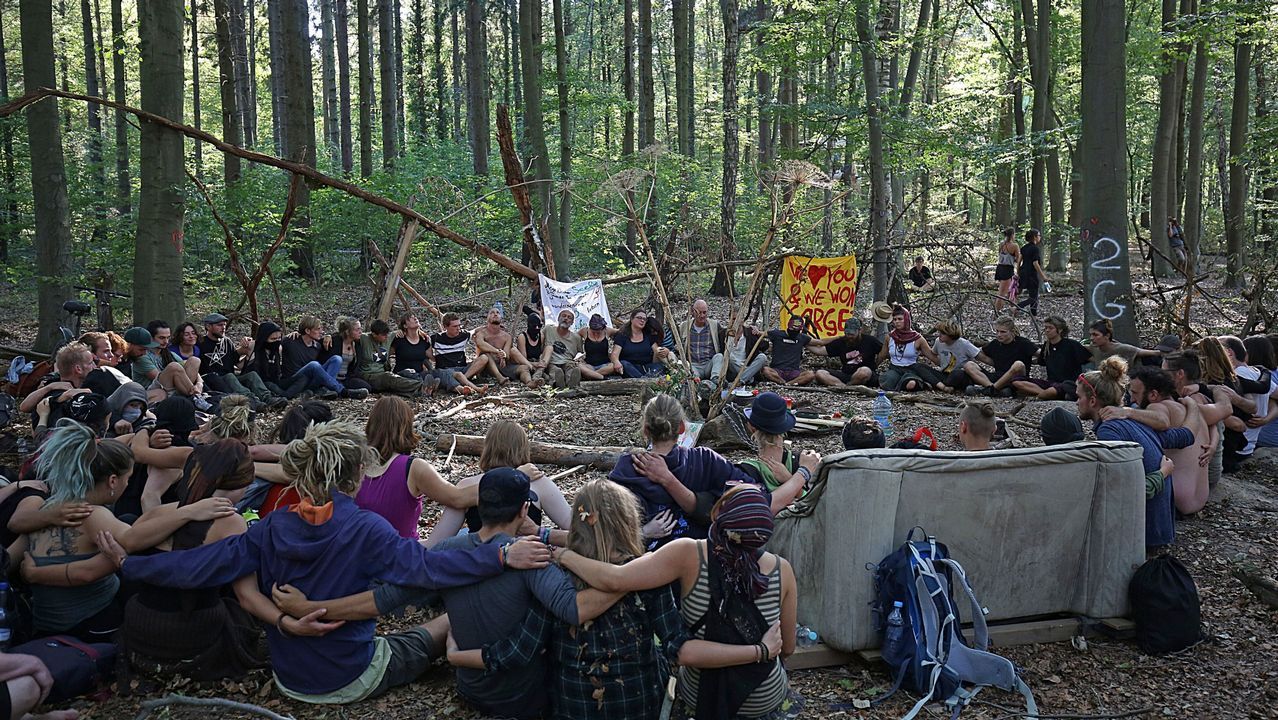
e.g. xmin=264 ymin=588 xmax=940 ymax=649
xmin=928 ymin=320 xmax=981 ymax=393
xmin=113 ymin=420 xmax=553 ymax=705
xmin=963 ymin=316 xmax=1037 ymax=397
xmin=957 ymin=402 xmax=997 ymax=451
xmin=426 ymin=419 xmax=574 ymax=546
xmin=447 ymin=478 xmax=784 ymax=720
xmin=1076 ymin=357 xmax=1191 ymax=550
xmin=355 ymin=396 xmax=478 ymax=539
xmin=556 ymin=484 xmax=797 ymax=719
xmin=735 ymin=392 xmax=821 ymax=512
xmin=281 ymin=315 xmax=368 ymax=399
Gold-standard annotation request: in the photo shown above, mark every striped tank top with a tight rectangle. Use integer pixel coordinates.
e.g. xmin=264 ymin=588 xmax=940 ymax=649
xmin=678 ymin=541 xmax=787 ymax=717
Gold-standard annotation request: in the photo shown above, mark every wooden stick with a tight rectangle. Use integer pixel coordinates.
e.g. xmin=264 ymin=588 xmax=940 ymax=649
xmin=376 ymin=218 xmax=421 ymax=320
xmin=188 ymin=169 xmax=257 ymax=320
xmin=135 ymin=695 xmax=295 ymax=720
xmin=436 ymin=434 xmax=625 ymax=470
xmin=545 ymin=464 xmax=587 ymax=482
xmin=496 ymin=104 xmax=550 ymax=278
xmin=0 ymin=87 xmax=539 ymax=281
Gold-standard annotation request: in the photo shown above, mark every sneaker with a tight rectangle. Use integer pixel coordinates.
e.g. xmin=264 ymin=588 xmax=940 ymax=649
xmin=316 ymin=388 xmax=340 ymax=400
xmin=268 ymin=396 xmax=290 ymax=410
xmin=192 ymin=395 xmax=213 ymax=412
xmin=343 ymin=387 xmax=370 ymax=400
xmin=964 ymin=385 xmax=990 ymax=397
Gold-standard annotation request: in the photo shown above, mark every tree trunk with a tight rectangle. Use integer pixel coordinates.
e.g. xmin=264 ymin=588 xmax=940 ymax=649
xmin=1256 ymin=60 xmax=1276 ymax=253
xmin=395 ymin=0 xmax=405 ymax=153
xmin=638 ymin=0 xmax=655 ymax=151
xmin=520 ymin=0 xmax=560 ymax=275
xmin=1011 ymin=2 xmax=1026 ymax=226
xmin=1225 ymin=38 xmax=1251 ymax=288
xmin=22 ymin=0 xmax=74 ymax=350
xmin=275 ymin=0 xmax=317 ymax=278
xmin=190 ymin=0 xmax=204 ymax=176
xmin=552 ymin=0 xmax=571 ymax=271
xmin=509 ymin=0 xmax=521 ymax=122
xmin=1079 ymin=0 xmax=1136 ymax=341
xmin=409 ymin=0 xmax=426 ymax=141
xmin=1149 ymin=0 xmax=1179 ymax=278
xmin=213 ymin=0 xmax=244 ymax=183
xmin=856 ymin=0 xmax=889 ymax=303
xmin=336 ymin=0 xmax=353 ymax=173
xmin=110 ymin=0 xmax=131 ymax=215
xmin=433 ymin=0 xmax=448 ymax=140
xmin=465 ymin=0 xmax=490 ymax=174
xmin=755 ymin=0 xmax=771 ymax=169
xmin=451 ymin=4 xmax=462 ymax=142
xmin=267 ymin=0 xmax=282 ymax=154
xmin=1182 ymin=31 xmax=1207 ymax=271
xmin=379 ymin=0 xmax=398 ymax=168
xmin=1019 ymin=0 xmax=1047 ymax=233
xmin=1046 ymin=111 xmax=1067 ymax=271
xmin=622 ymin=0 xmax=636 ymax=263
xmin=81 ymin=0 xmax=106 ymax=240
xmin=228 ymin=0 xmax=253 ymax=149
xmin=320 ymin=0 xmax=339 ymax=164
xmin=358 ymin=0 xmax=373 ymax=176
xmin=672 ymin=0 xmax=693 ymax=157
xmin=135 ymin=0 xmax=188 ymax=325
xmin=247 ymin=0 xmax=258 ymax=146
xmin=994 ymin=91 xmax=1013 ymax=228
xmin=712 ymin=0 xmax=739 ymax=297
xmin=0 ymin=14 xmax=14 ymax=263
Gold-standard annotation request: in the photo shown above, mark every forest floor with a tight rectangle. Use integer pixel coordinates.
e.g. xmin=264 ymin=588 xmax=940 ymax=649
xmin=1 ymin=262 xmax=1276 ymax=719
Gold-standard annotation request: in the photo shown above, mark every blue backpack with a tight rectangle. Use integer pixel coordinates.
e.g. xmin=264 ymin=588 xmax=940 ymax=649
xmin=869 ymin=528 xmax=1038 ymax=719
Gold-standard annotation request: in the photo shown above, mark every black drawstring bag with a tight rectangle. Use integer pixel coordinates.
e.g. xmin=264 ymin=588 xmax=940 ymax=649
xmin=687 ymin=556 xmax=774 ymax=720
xmin=1129 ymin=554 xmax=1203 ymax=654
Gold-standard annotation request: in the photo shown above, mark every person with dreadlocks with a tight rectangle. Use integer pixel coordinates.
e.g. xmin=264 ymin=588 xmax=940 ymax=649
xmin=556 ymin=484 xmax=796 ymax=719
xmin=18 ymin=421 xmax=236 ymax=642
xmin=446 ymin=478 xmax=784 ymax=720
xmin=875 ymin=304 xmax=942 ymax=392
xmin=108 ymin=420 xmax=553 ymax=705
xmin=26 ymin=439 xmax=264 ymax=680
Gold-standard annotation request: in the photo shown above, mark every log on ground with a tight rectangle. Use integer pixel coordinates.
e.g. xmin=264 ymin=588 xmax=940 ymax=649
xmin=436 ymin=433 xmax=627 ymax=470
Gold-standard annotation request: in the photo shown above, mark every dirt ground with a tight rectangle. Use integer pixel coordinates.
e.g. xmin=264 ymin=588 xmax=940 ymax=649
xmin=2 ymin=269 xmax=1275 ymax=719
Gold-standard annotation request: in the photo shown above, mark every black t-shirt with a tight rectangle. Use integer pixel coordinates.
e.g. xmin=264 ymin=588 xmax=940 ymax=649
xmin=982 ymin=336 xmax=1037 ymax=377
xmin=825 ymin=334 xmax=882 ymax=375
xmin=430 ymin=332 xmax=469 ymax=369
xmin=1019 ymin=243 xmax=1042 ymax=286
xmin=83 ymin=367 xmax=125 ymax=397
xmin=282 ymin=337 xmax=320 ymax=377
xmin=1042 ymin=337 xmax=1091 ymax=383
xmin=197 ymin=335 xmax=240 ymax=376
xmin=908 ymin=266 xmax=932 ymax=287
xmin=0 ymin=485 xmax=48 ymax=548
xmin=391 ymin=335 xmax=431 ymax=373
xmin=767 ymin=330 xmax=811 ymax=370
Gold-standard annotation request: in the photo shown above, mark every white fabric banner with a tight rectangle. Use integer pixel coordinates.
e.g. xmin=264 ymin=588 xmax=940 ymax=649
xmin=539 ymin=274 xmax=613 ymax=333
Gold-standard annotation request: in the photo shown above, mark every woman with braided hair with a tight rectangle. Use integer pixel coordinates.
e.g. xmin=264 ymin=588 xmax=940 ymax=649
xmin=556 ymin=484 xmax=797 ymax=719
xmin=107 ymin=420 xmax=553 ymax=705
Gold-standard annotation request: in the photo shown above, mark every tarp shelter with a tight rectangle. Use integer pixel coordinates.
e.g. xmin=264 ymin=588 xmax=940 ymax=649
xmin=769 ymin=441 xmax=1147 ymax=651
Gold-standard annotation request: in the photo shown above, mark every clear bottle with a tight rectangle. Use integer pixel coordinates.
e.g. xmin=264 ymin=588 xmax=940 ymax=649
xmin=795 ymin=625 xmax=819 ymax=648
xmin=872 ymin=390 xmax=893 ymax=437
xmin=881 ymin=601 xmax=907 ymax=661
xmin=0 ymin=582 xmax=11 ymax=650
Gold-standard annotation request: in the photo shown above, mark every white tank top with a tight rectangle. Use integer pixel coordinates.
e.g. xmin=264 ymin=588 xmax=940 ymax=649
xmin=889 ymin=339 xmax=918 ymax=367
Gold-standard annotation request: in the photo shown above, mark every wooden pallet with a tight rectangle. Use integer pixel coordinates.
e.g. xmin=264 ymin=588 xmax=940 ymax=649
xmin=788 ymin=616 xmax=1133 ymax=669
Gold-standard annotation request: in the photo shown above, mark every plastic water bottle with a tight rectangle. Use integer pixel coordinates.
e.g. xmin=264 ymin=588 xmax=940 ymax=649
xmin=0 ymin=582 xmax=11 ymax=650
xmin=796 ymin=625 xmax=819 ymax=648
xmin=881 ymin=601 xmax=907 ymax=661
xmin=872 ymin=390 xmax=893 ymax=437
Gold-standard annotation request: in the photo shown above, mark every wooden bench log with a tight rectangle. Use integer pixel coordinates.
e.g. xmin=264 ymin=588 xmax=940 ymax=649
xmin=435 ymin=433 xmax=627 ymax=470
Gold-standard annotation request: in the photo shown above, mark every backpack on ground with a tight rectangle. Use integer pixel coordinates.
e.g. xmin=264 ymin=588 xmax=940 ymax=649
xmin=869 ymin=528 xmax=1038 ymax=720
xmin=7 ymin=635 xmax=117 ymax=703
xmin=1129 ymin=554 xmax=1202 ymax=654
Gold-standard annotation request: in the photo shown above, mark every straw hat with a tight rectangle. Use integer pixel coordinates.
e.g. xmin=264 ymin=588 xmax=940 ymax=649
xmin=870 ymin=302 xmax=894 ymax=323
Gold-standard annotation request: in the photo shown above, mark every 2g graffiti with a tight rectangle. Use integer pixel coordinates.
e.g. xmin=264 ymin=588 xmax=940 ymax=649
xmin=1088 ymin=235 xmax=1127 ymax=320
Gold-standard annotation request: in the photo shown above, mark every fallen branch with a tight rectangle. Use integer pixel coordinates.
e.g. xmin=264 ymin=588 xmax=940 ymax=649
xmin=134 ymin=694 xmax=294 ymax=720
xmin=0 ymin=88 xmax=538 ymax=281
xmin=428 ymin=396 xmax=519 ymax=420
xmin=1233 ymin=564 xmax=1278 ymax=609
xmin=436 ymin=434 xmax=625 ymax=470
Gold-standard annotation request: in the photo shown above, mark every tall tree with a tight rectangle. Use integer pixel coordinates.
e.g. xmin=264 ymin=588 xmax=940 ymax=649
xmin=276 ymin=0 xmax=317 ymax=277
xmin=379 ymin=0 xmax=399 ymax=167
xmin=111 ymin=0 xmax=130 ymax=215
xmin=672 ymin=0 xmax=694 ymax=156
xmin=856 ymin=0 xmax=889 ymax=302
xmin=1225 ymin=35 xmax=1251 ymax=288
xmin=246 ymin=0 xmax=258 ymax=145
xmin=1182 ymin=11 xmax=1208 ymax=270
xmin=80 ymin=0 xmax=106 ymax=240
xmin=552 ymin=0 xmax=570 ymax=258
xmin=336 ymin=0 xmax=354 ymax=173
xmin=213 ymin=0 xmax=245 ymax=182
xmin=1149 ymin=0 xmax=1180 ymax=277
xmin=320 ymin=0 xmax=340 ymax=164
xmin=433 ymin=0 xmax=448 ymax=140
xmin=229 ymin=0 xmax=253 ymax=149
xmin=451 ymin=4 xmax=463 ymax=141
xmin=1079 ymin=0 xmax=1136 ymax=341
xmin=0 ymin=3 xmax=16 ymax=263
xmin=637 ymin=0 xmax=655 ymax=150
xmin=395 ymin=0 xmax=406 ymax=153
xmin=409 ymin=0 xmax=427 ymax=140
xmin=135 ymin=0 xmax=188 ymax=325
xmin=755 ymin=1 xmax=772 ymax=168
xmin=358 ymin=0 xmax=373 ymax=176
xmin=465 ymin=0 xmax=490 ymax=174
xmin=267 ymin=0 xmax=282 ymax=154
xmin=622 ymin=0 xmax=636 ymax=261
xmin=190 ymin=0 xmax=203 ymax=175
xmin=519 ymin=0 xmax=563 ymax=273
xmin=711 ymin=0 xmax=739 ymax=296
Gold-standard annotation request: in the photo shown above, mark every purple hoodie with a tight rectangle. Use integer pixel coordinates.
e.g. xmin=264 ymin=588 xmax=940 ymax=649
xmin=122 ymin=491 xmax=503 ymax=695
xmin=609 ymin=445 xmax=763 ymax=541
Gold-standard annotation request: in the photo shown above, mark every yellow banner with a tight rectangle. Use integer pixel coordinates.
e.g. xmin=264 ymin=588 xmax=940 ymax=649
xmin=779 ymin=254 xmax=858 ymax=338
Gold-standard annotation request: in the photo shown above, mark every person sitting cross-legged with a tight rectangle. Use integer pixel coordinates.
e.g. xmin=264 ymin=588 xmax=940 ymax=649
xmin=430 ymin=313 xmax=484 ymax=396
xmin=928 ymin=321 xmax=981 ymax=394
xmin=389 ymin=312 xmax=432 ymax=381
xmin=537 ymin=310 xmax=584 ymax=389
xmin=282 ymin=316 xmax=369 ymax=400
xmin=610 ymin=309 xmax=671 ymax=379
xmin=963 ymin=316 xmax=1037 ymax=397
xmin=112 ymin=419 xmax=554 ymax=705
xmin=875 ymin=305 xmax=941 ymax=392
xmin=357 ymin=320 xmax=425 ymax=397
xmin=578 ymin=314 xmax=619 ymax=381
xmin=679 ymin=299 xmax=727 ymax=381
xmin=908 ymin=256 xmax=936 ymax=291
xmin=814 ymin=317 xmax=881 ymax=388
xmin=471 ymin=306 xmax=539 ymax=387
xmin=761 ymin=316 xmax=822 ymax=386
xmin=1011 ymin=315 xmax=1091 ymax=401
xmin=270 ymin=466 xmax=622 ymax=719
xmin=712 ymin=324 xmax=771 ymax=389
xmin=196 ymin=313 xmax=282 ymax=407
xmin=124 ymin=326 xmax=209 ymax=409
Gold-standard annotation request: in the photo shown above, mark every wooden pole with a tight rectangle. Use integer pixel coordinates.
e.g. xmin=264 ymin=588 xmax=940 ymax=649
xmin=435 ymin=433 xmax=626 ymax=470
xmin=376 ymin=218 xmax=420 ymax=320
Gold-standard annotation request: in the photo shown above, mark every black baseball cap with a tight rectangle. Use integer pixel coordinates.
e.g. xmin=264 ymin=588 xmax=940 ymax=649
xmin=478 ymin=467 xmax=539 ymax=512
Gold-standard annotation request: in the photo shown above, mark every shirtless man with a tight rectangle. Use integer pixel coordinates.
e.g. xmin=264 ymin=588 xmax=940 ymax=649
xmin=469 ymin=306 xmax=539 ymax=387
xmin=1099 ymin=365 xmax=1229 ymax=515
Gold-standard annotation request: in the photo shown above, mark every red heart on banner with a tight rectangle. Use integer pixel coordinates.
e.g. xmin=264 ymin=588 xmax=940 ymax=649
xmin=807 ymin=265 xmax=829 ymax=287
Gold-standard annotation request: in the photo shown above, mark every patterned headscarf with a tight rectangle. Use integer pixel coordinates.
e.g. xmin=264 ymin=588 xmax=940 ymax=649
xmin=708 ymin=485 xmax=775 ymax=599
xmin=889 ymin=304 xmax=922 ymax=348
